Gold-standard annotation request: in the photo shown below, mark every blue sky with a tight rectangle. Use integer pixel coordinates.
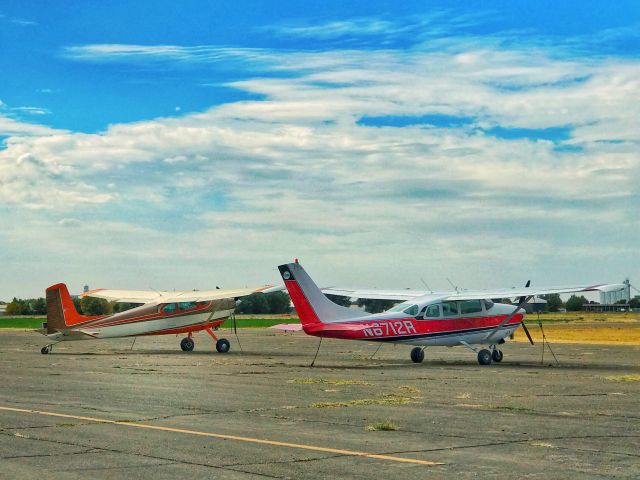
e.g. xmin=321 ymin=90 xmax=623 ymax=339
xmin=1 ymin=1 xmax=639 ymax=297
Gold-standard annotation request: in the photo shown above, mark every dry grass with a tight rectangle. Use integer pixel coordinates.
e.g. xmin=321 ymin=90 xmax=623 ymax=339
xmin=535 ymin=312 xmax=640 ymax=323
xmin=605 ymin=374 xmax=640 ymax=382
xmin=365 ymin=421 xmax=398 ymax=431
xmin=311 ymin=394 xmax=413 ymax=408
xmin=512 ymin=324 xmax=640 ymax=345
xmin=530 ymin=441 xmax=556 ymax=448
xmin=288 ymin=378 xmax=371 ymax=386
xmin=397 ymin=386 xmax=420 ymax=394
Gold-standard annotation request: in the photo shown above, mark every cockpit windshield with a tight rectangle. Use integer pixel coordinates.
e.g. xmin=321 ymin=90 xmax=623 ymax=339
xmin=388 ymin=302 xmax=411 ymax=312
xmin=483 ymin=299 xmax=494 ymax=310
xmin=387 ymin=303 xmax=419 ymax=316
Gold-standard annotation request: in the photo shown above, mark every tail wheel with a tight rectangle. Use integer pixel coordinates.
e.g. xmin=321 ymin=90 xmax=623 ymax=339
xmin=492 ymin=349 xmax=504 ymax=362
xmin=180 ymin=337 xmax=195 ymax=352
xmin=216 ymin=338 xmax=230 ymax=353
xmin=477 ymin=349 xmax=492 ymax=365
xmin=40 ymin=346 xmax=51 ymax=355
xmin=410 ymin=347 xmax=424 ymax=363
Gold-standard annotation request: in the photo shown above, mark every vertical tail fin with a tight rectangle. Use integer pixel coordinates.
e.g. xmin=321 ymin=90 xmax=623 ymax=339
xmin=278 ymin=262 xmax=361 ymax=325
xmin=45 ymin=283 xmax=91 ymax=333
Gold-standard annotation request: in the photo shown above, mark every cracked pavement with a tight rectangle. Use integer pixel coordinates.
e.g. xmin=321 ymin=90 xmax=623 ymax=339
xmin=1 ymin=330 xmax=639 ymax=479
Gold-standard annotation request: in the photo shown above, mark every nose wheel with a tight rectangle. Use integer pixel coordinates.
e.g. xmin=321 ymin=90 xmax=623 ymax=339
xmin=40 ymin=345 xmax=52 ymax=354
xmin=492 ymin=349 xmax=504 ymax=362
xmin=216 ymin=338 xmax=230 ymax=353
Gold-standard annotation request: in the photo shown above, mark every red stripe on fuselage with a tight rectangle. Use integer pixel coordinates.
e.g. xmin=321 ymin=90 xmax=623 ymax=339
xmin=136 ymin=320 xmax=225 ymax=337
xmin=305 ymin=313 xmax=524 ymax=340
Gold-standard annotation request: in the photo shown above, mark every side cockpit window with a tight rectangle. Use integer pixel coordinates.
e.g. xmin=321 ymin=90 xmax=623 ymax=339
xmin=459 ymin=300 xmax=483 ymax=315
xmin=178 ymin=302 xmax=197 ymax=311
xmin=425 ymin=304 xmax=441 ymax=318
xmin=442 ymin=301 xmax=459 ymax=317
xmin=162 ymin=303 xmax=177 ymax=314
xmin=483 ymin=299 xmax=495 ymax=311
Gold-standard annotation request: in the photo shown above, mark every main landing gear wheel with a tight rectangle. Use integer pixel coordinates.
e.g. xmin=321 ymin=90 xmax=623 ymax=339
xmin=180 ymin=337 xmax=195 ymax=352
xmin=216 ymin=338 xmax=230 ymax=353
xmin=41 ymin=345 xmax=51 ymax=355
xmin=410 ymin=347 xmax=424 ymax=363
xmin=477 ymin=349 xmax=492 ymax=365
xmin=492 ymin=349 xmax=504 ymax=363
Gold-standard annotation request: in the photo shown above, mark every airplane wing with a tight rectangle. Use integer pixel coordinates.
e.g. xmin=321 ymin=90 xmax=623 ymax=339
xmin=82 ymin=285 xmax=275 ymax=304
xmin=321 ymin=287 xmax=427 ymax=301
xmin=322 ymin=284 xmax=626 ymax=302
xmin=440 ymin=284 xmax=626 ymax=301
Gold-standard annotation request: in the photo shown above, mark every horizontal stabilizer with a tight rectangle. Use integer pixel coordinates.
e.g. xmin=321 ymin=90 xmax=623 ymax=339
xmin=270 ymin=323 xmax=303 ymax=332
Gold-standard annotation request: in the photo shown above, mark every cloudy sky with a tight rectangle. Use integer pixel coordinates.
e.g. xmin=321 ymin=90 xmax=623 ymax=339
xmin=1 ymin=1 xmax=639 ymax=298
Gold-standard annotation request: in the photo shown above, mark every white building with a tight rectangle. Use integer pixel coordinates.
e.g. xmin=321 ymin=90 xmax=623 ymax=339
xmin=599 ymin=278 xmax=631 ymax=305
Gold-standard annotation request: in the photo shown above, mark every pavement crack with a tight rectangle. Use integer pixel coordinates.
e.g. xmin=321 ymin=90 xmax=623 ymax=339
xmin=2 ymin=448 xmax=96 ymax=459
xmin=0 ymin=429 xmax=283 ymax=478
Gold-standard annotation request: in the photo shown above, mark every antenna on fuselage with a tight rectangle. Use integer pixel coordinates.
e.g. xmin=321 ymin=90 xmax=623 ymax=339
xmin=446 ymin=277 xmax=459 ymax=293
xmin=420 ymin=277 xmax=433 ymax=293
xmin=149 ymin=287 xmax=163 ymax=299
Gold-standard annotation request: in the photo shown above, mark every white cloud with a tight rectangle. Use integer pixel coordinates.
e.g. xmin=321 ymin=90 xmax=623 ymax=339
xmin=1 ymin=25 xmax=639 ymax=296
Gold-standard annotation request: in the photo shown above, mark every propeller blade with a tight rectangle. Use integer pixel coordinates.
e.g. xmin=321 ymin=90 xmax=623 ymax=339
xmin=485 ymin=294 xmax=532 ymax=342
xmin=233 ymin=314 xmax=237 ymax=335
xmin=521 ymin=321 xmax=534 ymax=345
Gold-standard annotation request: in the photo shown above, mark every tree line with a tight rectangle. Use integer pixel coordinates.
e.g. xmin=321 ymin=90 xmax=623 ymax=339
xmin=3 ymin=291 xmax=639 ymax=316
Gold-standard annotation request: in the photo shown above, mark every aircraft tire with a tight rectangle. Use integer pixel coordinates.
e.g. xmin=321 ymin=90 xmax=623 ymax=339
xmin=492 ymin=349 xmax=504 ymax=362
xmin=180 ymin=337 xmax=195 ymax=352
xmin=40 ymin=346 xmax=50 ymax=355
xmin=216 ymin=338 xmax=230 ymax=353
xmin=410 ymin=347 xmax=424 ymax=363
xmin=477 ymin=349 xmax=492 ymax=365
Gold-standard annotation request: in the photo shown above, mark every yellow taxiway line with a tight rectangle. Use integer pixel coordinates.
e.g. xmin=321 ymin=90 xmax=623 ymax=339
xmin=0 ymin=405 xmax=441 ymax=466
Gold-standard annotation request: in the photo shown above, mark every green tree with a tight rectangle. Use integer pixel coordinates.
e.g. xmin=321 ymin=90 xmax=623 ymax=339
xmin=545 ymin=294 xmax=563 ymax=312
xmin=32 ymin=298 xmax=47 ymax=315
xmin=5 ymin=298 xmax=25 ymax=316
xmin=357 ymin=299 xmax=398 ymax=314
xmin=80 ymin=296 xmax=112 ymax=315
xmin=325 ymin=294 xmax=351 ymax=307
xmin=629 ymin=296 xmax=640 ymax=309
xmin=266 ymin=291 xmax=291 ymax=314
xmin=565 ymin=295 xmax=588 ymax=312
xmin=235 ymin=293 xmax=270 ymax=314
xmin=113 ymin=302 xmax=142 ymax=313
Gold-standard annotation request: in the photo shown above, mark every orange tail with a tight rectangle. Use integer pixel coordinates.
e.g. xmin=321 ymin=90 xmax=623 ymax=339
xmin=45 ymin=283 xmax=94 ymax=333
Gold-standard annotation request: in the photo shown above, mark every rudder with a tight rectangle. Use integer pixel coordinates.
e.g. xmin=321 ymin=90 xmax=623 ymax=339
xmin=278 ymin=261 xmax=361 ymax=326
xmin=45 ymin=283 xmax=91 ymax=333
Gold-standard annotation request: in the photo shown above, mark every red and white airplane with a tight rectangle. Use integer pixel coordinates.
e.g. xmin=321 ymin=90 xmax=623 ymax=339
xmin=277 ymin=261 xmax=624 ymax=365
xmin=39 ymin=283 xmax=274 ymax=354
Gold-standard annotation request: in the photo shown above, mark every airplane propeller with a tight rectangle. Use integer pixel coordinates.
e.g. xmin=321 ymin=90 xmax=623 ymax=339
xmin=520 ymin=280 xmax=535 ymax=345
xmin=485 ymin=280 xmax=532 ymax=343
xmin=520 ymin=321 xmax=535 ymax=345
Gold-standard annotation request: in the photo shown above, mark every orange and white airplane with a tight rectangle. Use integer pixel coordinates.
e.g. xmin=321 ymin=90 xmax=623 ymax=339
xmin=39 ymin=283 xmax=274 ymax=354
xmin=277 ymin=261 xmax=624 ymax=365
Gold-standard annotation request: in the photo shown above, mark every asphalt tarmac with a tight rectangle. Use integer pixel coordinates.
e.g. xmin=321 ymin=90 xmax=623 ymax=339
xmin=1 ymin=329 xmax=639 ymax=479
